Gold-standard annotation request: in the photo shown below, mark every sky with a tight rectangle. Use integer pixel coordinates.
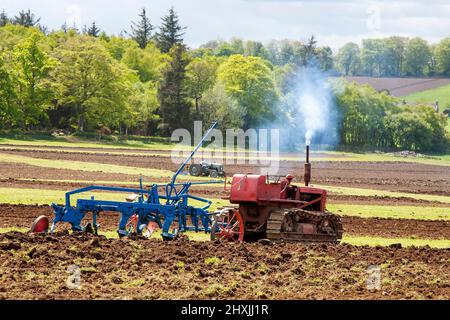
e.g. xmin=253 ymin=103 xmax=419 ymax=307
xmin=1 ymin=0 xmax=450 ymax=49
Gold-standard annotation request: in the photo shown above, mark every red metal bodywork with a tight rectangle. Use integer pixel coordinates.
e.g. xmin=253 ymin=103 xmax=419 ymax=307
xmin=228 ymin=174 xmax=328 ymax=235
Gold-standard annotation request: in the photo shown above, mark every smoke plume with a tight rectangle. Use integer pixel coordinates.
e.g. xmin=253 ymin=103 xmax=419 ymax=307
xmin=281 ymin=65 xmax=339 ymax=149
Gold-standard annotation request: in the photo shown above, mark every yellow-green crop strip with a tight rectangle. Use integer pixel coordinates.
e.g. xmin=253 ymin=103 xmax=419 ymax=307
xmin=2 ymin=177 xmax=449 ymax=206
xmin=0 ymin=135 xmax=247 ymax=152
xmin=0 ymin=143 xmax=449 ymax=166
xmin=342 ymin=235 xmax=450 ymax=248
xmin=0 ymin=187 xmax=229 ymax=211
xmin=0 ymin=186 xmax=448 ymax=221
xmin=319 ymin=185 xmax=450 ymax=204
xmin=328 ymin=204 xmax=450 ymax=221
xmin=0 ymin=153 xmax=209 ymax=181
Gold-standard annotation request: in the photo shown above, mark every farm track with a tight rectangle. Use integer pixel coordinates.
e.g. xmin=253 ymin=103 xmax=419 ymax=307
xmin=1 ymin=204 xmax=449 ymax=240
xmin=0 ymin=231 xmax=448 ymax=300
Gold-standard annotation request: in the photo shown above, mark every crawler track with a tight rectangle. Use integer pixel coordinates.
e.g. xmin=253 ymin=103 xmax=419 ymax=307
xmin=266 ymin=209 xmax=343 ymax=243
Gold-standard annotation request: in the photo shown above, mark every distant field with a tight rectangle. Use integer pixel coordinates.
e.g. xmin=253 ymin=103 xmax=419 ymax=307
xmin=344 ymin=76 xmax=450 ymax=97
xmin=404 ymin=83 xmax=450 ymax=108
xmin=403 ymin=85 xmax=450 ymax=135
xmin=1 ymin=187 xmax=449 ymax=221
xmin=0 ymin=134 xmax=449 ymax=166
xmin=0 ymin=134 xmax=178 ymax=151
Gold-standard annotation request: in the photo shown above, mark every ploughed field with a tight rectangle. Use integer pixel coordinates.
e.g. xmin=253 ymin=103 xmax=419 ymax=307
xmin=0 ymin=143 xmax=449 ymax=299
xmin=0 ymin=232 xmax=448 ymax=300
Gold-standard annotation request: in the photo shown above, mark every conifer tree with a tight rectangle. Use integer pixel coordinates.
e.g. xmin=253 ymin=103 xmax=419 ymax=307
xmin=155 ymin=7 xmax=186 ymax=53
xmin=0 ymin=10 xmax=9 ymax=27
xmin=86 ymin=22 xmax=101 ymax=37
xmin=130 ymin=8 xmax=153 ymax=49
xmin=158 ymin=44 xmax=191 ymax=132
xmin=13 ymin=9 xmax=40 ymax=27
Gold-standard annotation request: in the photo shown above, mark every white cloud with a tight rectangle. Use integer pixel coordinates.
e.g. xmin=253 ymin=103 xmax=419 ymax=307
xmin=1 ymin=0 xmax=449 ymax=49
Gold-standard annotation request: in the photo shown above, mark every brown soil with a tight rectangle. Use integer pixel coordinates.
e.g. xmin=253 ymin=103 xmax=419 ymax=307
xmin=1 ymin=204 xmax=448 ymax=240
xmin=0 ymin=231 xmax=448 ymax=300
xmin=328 ymin=195 xmax=450 ymax=207
xmin=343 ymin=76 xmax=450 ymax=96
xmin=342 ymin=216 xmax=450 ymax=239
xmin=0 ymin=146 xmax=449 ymax=300
xmin=1 ymin=177 xmax=449 ymax=208
xmin=2 ymin=149 xmax=449 ymax=195
xmin=0 ymin=145 xmax=350 ymax=158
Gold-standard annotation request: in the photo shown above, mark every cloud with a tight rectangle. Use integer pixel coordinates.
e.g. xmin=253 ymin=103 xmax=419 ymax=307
xmin=1 ymin=0 xmax=449 ymax=49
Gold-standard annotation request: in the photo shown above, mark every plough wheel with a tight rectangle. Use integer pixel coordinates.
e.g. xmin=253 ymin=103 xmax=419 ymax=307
xmin=30 ymin=215 xmax=49 ymax=233
xmin=211 ymin=209 xmax=244 ymax=242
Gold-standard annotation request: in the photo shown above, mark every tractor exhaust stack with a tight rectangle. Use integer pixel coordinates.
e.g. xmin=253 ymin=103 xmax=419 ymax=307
xmin=304 ymin=145 xmax=311 ymax=186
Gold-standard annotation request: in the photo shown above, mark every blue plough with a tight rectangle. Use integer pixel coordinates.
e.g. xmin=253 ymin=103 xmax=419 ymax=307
xmin=41 ymin=122 xmax=222 ymax=240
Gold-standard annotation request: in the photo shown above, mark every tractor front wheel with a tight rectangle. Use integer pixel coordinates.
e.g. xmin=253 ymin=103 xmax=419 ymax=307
xmin=211 ymin=209 xmax=244 ymax=242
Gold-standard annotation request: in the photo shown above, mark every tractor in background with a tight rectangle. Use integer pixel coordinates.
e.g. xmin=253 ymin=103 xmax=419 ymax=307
xmin=188 ymin=161 xmax=226 ymax=178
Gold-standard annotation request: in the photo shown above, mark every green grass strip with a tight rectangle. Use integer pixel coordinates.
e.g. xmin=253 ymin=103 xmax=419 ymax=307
xmin=3 ymin=177 xmax=450 ymax=206
xmin=0 ymin=138 xmax=449 ymax=165
xmin=403 ymin=83 xmax=450 ymax=107
xmin=0 ymin=227 xmax=28 ymax=234
xmin=0 ymin=187 xmax=228 ymax=211
xmin=0 ymin=152 xmax=209 ymax=181
xmin=342 ymin=235 xmax=450 ymax=248
xmin=321 ymin=185 xmax=450 ymax=204
xmin=329 ymin=203 xmax=450 ymax=221
xmin=0 ymin=135 xmax=176 ymax=151
xmin=0 ymin=185 xmax=448 ymax=221
xmin=0 ymin=186 xmax=448 ymax=220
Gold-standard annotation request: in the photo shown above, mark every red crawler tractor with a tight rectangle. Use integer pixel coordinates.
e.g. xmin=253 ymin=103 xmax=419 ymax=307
xmin=212 ymin=146 xmax=343 ymax=243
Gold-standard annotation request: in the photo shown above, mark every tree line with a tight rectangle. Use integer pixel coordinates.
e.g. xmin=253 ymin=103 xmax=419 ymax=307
xmin=335 ymin=83 xmax=449 ymax=152
xmin=335 ymin=37 xmax=450 ymax=77
xmin=0 ymin=8 xmax=448 ymax=152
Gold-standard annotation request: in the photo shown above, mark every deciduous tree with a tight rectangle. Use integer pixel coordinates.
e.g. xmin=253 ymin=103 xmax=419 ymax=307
xmin=51 ymin=36 xmax=134 ymax=132
xmin=185 ymin=57 xmax=218 ymax=115
xmin=121 ymin=42 xmax=166 ymax=82
xmin=435 ymin=37 xmax=450 ymax=76
xmin=218 ymin=55 xmax=278 ymax=128
xmin=0 ymin=53 xmax=17 ymax=126
xmin=12 ymin=31 xmax=56 ymax=128
xmin=404 ymin=37 xmax=431 ymax=76
xmin=336 ymin=42 xmax=360 ymax=76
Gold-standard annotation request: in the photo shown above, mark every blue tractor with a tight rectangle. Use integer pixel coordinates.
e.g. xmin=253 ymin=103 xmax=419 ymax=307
xmin=30 ymin=122 xmax=241 ymax=241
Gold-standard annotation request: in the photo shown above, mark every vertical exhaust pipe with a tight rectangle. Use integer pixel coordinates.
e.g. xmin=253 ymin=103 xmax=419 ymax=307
xmin=304 ymin=145 xmax=311 ymax=186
